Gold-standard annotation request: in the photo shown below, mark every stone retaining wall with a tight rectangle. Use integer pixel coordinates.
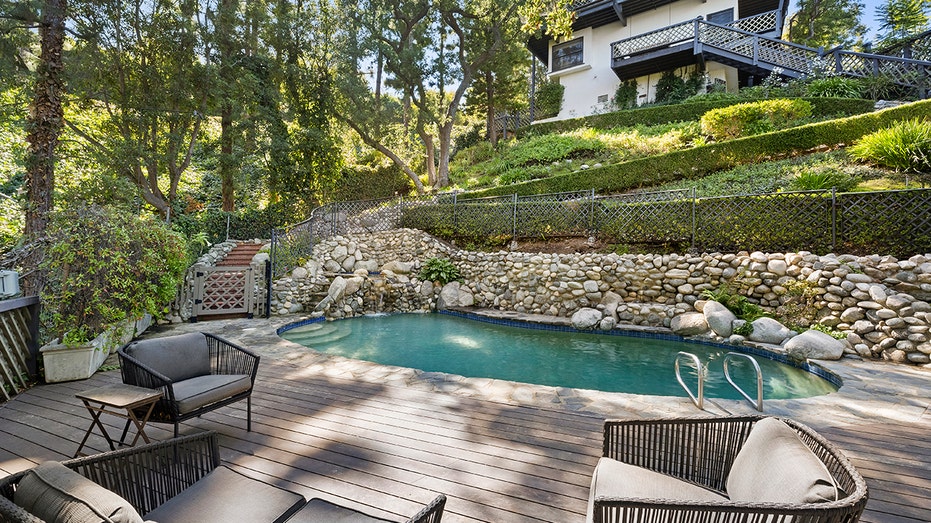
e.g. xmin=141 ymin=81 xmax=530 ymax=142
xmin=270 ymin=229 xmax=931 ymax=365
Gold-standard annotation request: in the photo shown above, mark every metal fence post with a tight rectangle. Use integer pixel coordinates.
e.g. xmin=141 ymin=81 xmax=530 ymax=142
xmin=453 ymin=191 xmax=459 ymax=234
xmin=512 ymin=193 xmax=518 ymax=240
xmin=831 ymin=187 xmax=837 ymax=251
xmin=690 ymin=187 xmax=697 ymax=253
xmin=589 ymin=188 xmax=596 ymax=235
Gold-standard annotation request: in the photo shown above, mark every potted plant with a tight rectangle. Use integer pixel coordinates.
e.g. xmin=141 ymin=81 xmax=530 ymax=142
xmin=39 ymin=205 xmax=187 ymax=382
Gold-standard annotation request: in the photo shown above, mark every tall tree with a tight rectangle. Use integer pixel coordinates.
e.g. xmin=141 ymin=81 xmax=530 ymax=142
xmin=335 ymin=0 xmax=529 ymax=192
xmin=876 ymin=0 xmax=931 ymax=47
xmin=466 ymin=31 xmax=531 ymax=146
xmin=214 ymin=0 xmax=240 ymax=212
xmin=785 ymin=0 xmax=867 ymax=49
xmin=65 ymin=0 xmax=210 ymax=218
xmin=12 ymin=0 xmax=66 ymax=295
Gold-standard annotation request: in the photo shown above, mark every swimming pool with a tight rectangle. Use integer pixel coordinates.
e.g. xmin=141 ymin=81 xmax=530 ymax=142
xmin=279 ymin=312 xmax=838 ymax=399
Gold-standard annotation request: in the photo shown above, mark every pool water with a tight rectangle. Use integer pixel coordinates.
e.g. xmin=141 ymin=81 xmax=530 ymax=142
xmin=280 ymin=313 xmax=838 ymax=399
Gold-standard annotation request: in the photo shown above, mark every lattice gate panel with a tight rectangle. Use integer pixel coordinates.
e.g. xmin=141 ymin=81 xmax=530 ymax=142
xmin=194 ymin=266 xmax=254 ymax=318
xmin=838 ymin=189 xmax=931 ymax=256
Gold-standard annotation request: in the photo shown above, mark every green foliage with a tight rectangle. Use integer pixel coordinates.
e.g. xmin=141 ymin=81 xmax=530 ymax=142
xmin=525 ymin=97 xmax=872 ymax=137
xmin=700 ymin=284 xmax=767 ymax=321
xmin=327 ymin=163 xmax=415 ymax=202
xmin=733 ymin=321 xmax=754 ymax=337
xmin=468 ymin=99 xmax=931 ymax=199
xmin=876 ymin=0 xmax=931 ymax=47
xmin=41 ymin=205 xmax=187 ymax=344
xmin=777 ymin=279 xmax=821 ymax=329
xmin=419 ymin=257 xmax=461 ymax=284
xmin=789 ymin=166 xmax=860 ymax=191
xmin=806 ymin=77 xmax=863 ymax=98
xmin=613 ymin=80 xmax=638 ymax=110
xmin=785 ymin=0 xmax=867 ymax=49
xmin=849 ymin=118 xmax=931 ymax=175
xmin=810 ymin=323 xmax=848 ymax=339
xmin=654 ymin=69 xmax=704 ymax=104
xmin=700 ymin=99 xmax=814 ymax=140
xmin=535 ymin=81 xmax=565 ymax=119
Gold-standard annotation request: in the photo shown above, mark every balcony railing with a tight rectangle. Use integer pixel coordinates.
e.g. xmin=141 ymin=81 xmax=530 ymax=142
xmin=609 ymin=11 xmax=931 ymax=94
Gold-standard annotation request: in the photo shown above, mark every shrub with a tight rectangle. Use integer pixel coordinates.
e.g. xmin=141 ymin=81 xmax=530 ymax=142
xmin=535 ymin=81 xmax=564 ymax=119
xmin=789 ymin=167 xmax=860 ymax=191
xmin=467 ymin=99 xmax=931 ymax=199
xmin=700 ymin=99 xmax=813 ymax=140
xmin=806 ymin=77 xmax=863 ymax=98
xmin=849 ymin=118 xmax=931 ymax=175
xmin=42 ymin=205 xmax=187 ymax=344
xmin=613 ymin=80 xmax=638 ymax=110
xmin=419 ymin=257 xmax=461 ymax=284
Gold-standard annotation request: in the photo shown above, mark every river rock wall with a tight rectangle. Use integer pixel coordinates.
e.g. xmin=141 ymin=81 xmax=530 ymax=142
xmin=271 ymin=229 xmax=931 ymax=365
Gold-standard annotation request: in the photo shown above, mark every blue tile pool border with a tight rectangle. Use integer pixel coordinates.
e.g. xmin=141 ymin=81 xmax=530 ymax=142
xmin=278 ymin=310 xmax=843 ymax=390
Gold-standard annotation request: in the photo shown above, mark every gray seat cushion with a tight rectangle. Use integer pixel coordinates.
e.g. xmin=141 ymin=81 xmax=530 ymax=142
xmin=587 ymin=457 xmax=727 ymax=522
xmin=14 ymin=461 xmax=144 ymax=523
xmin=727 ymin=417 xmax=841 ymax=504
xmin=124 ymin=333 xmax=210 ymax=382
xmin=172 ymin=375 xmax=252 ymax=414
xmin=284 ymin=498 xmax=395 ymax=523
xmin=142 ymin=466 xmax=304 ymax=523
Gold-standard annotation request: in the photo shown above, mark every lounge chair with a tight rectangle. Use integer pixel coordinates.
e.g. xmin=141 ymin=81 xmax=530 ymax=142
xmin=588 ymin=415 xmax=868 ymax=523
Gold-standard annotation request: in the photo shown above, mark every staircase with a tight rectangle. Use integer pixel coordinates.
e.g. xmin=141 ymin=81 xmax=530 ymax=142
xmin=217 ymin=242 xmax=263 ymax=267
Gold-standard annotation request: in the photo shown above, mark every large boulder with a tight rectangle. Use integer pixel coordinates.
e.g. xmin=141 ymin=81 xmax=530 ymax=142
xmin=572 ymin=308 xmax=603 ymax=330
xmin=382 ymin=260 xmax=414 ymax=274
xmin=670 ymin=312 xmax=710 ymax=336
xmin=784 ymin=330 xmax=846 ymax=360
xmin=437 ymin=282 xmax=474 ymax=310
xmin=702 ymin=301 xmax=736 ymax=337
xmin=748 ymin=317 xmax=794 ymax=344
xmin=601 ymin=291 xmax=623 ymax=322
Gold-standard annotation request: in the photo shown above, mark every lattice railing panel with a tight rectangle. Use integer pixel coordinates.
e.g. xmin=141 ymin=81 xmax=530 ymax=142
xmin=695 ymin=191 xmax=833 ymax=253
xmin=516 ymin=191 xmax=594 ymax=238
xmin=726 ymin=10 xmax=778 ymax=34
xmin=838 ymin=189 xmax=931 ymax=256
xmin=834 ymin=52 xmax=931 ymax=88
xmin=597 ymin=190 xmax=693 ymax=244
xmin=0 ymin=298 xmax=37 ymax=400
xmin=612 ymin=20 xmax=695 ymax=58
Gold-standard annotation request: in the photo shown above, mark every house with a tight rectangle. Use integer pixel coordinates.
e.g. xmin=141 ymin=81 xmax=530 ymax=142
xmin=526 ymin=0 xmax=790 ymax=119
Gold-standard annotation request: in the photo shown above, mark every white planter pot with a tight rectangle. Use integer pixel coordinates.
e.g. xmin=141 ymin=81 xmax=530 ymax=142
xmin=40 ymin=314 xmax=152 ymax=383
xmin=40 ymin=342 xmax=109 ymax=383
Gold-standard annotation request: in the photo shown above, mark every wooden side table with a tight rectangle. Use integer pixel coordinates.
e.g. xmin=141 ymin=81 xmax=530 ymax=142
xmin=74 ymin=383 xmax=163 ymax=457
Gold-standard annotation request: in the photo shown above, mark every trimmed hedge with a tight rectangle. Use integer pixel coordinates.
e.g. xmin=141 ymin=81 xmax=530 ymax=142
xmin=469 ymin=99 xmax=931 ymax=198
xmin=523 ymin=97 xmax=874 ymax=136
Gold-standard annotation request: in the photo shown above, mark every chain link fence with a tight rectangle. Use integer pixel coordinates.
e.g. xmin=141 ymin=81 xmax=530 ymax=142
xmin=270 ymin=187 xmax=931 ymax=280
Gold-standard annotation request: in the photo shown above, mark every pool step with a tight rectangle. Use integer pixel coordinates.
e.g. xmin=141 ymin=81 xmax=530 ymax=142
xmin=285 ymin=322 xmax=352 ymax=346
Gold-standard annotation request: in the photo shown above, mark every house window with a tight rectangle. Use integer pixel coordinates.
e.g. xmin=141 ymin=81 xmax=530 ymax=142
xmin=552 ymin=38 xmax=584 ymax=72
xmin=707 ymin=8 xmax=734 ymax=25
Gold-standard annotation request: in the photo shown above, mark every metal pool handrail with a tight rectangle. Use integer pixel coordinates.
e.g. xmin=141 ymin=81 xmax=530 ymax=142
xmin=724 ymin=352 xmax=763 ymax=411
xmin=675 ymin=352 xmax=704 ymax=410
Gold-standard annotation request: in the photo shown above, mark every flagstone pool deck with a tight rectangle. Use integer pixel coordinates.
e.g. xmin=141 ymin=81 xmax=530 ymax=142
xmin=1 ymin=314 xmax=928 ymax=522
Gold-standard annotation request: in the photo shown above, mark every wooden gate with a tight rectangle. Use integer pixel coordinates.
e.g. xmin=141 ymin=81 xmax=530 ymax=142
xmin=192 ymin=266 xmax=255 ymax=320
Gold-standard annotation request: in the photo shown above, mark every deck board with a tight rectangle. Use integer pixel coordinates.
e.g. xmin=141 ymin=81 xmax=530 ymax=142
xmin=0 ymin=358 xmax=929 ymax=522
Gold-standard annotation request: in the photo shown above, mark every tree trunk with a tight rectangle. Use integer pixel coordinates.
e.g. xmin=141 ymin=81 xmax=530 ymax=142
xmin=485 ymin=70 xmax=497 ymax=146
xmin=220 ymin=105 xmax=235 ymax=212
xmin=23 ymin=0 xmax=67 ymax=296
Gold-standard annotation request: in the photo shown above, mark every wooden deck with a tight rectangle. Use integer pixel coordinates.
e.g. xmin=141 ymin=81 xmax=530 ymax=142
xmin=1 ymin=357 xmax=929 ymax=523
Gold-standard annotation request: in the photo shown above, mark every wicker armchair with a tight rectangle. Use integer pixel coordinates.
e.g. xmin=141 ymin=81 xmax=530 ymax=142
xmin=118 ymin=332 xmax=259 ymax=436
xmin=590 ymin=416 xmax=869 ymax=523
xmin=0 ymin=432 xmax=223 ymax=522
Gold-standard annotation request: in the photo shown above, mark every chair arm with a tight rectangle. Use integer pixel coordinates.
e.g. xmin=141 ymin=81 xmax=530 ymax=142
xmin=602 ymin=416 xmax=759 ymax=491
xmin=406 ymin=494 xmax=446 ymax=523
xmin=205 ymin=333 xmax=260 ymax=383
xmin=117 ymin=349 xmax=177 ymax=410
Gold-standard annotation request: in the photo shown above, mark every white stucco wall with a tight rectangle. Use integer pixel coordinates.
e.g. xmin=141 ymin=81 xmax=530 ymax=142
xmin=548 ymin=0 xmax=743 ymax=119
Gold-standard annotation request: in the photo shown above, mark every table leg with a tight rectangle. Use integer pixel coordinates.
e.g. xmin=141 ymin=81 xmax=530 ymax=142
xmin=125 ymin=401 xmax=158 ymax=446
xmin=75 ymin=400 xmax=117 ymax=457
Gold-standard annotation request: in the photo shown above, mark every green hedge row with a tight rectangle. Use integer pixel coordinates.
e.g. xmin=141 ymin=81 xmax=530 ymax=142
xmin=523 ymin=97 xmax=874 ymax=136
xmin=470 ymin=100 xmax=931 ymax=199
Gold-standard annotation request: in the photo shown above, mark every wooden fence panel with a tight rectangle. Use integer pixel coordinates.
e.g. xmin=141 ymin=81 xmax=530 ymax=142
xmin=0 ymin=296 xmax=39 ymax=400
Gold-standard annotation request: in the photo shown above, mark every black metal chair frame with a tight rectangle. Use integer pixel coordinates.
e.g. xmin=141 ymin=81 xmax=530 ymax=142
xmin=117 ymin=332 xmax=260 ymax=436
